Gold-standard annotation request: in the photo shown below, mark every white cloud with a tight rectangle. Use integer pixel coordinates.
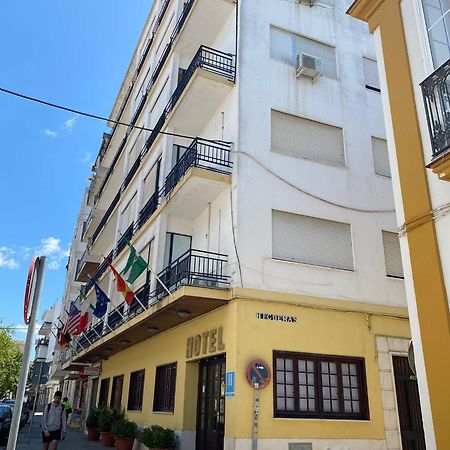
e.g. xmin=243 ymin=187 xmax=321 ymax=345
xmin=64 ymin=116 xmax=78 ymax=132
xmin=80 ymin=152 xmax=92 ymax=164
xmin=35 ymin=237 xmax=69 ymax=271
xmin=0 ymin=247 xmax=19 ymax=270
xmin=43 ymin=129 xmax=58 ymax=138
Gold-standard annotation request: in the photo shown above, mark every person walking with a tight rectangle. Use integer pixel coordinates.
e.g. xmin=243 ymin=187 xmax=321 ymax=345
xmin=41 ymin=391 xmax=66 ymax=450
xmin=62 ymin=397 xmax=72 ymax=424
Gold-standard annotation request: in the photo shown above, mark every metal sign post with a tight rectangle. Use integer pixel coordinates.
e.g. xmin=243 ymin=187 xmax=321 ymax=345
xmin=252 ymin=383 xmax=260 ymax=450
xmin=7 ymin=256 xmax=46 ymax=450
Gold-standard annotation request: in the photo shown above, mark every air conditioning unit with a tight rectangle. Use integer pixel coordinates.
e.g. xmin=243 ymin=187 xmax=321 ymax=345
xmin=296 ymin=53 xmax=322 ymax=83
xmin=192 ymin=276 xmax=218 ymax=288
xmin=296 ymin=0 xmax=317 ymax=6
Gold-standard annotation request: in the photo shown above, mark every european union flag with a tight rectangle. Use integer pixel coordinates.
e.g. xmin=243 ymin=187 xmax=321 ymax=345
xmin=93 ymin=281 xmax=111 ymax=318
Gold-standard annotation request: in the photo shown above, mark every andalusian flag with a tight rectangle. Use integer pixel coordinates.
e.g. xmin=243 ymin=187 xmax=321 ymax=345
xmin=106 ymin=259 xmax=135 ymax=305
xmin=121 ymin=237 xmax=148 ymax=284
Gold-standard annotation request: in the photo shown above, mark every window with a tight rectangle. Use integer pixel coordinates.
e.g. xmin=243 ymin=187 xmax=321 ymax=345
xmin=153 ymin=363 xmax=177 ymax=412
xmin=271 ymin=110 xmax=345 ymax=166
xmin=127 ymin=132 xmax=144 ymax=171
xmin=163 ymin=233 xmax=192 ymax=266
xmin=272 ymin=210 xmax=354 ymax=270
xmin=110 ymin=375 xmax=124 ymax=410
xmin=120 ymin=194 xmax=137 ymax=234
xmin=98 ymin=378 xmax=110 ymax=407
xmin=372 ymin=137 xmax=391 ymax=177
xmin=422 ymin=0 xmax=450 ymax=67
xmin=363 ymin=57 xmax=381 ymax=92
xmin=149 ymin=77 xmax=169 ymax=128
xmin=127 ymin=370 xmax=145 ymax=411
xmin=382 ymin=231 xmax=404 ymax=279
xmin=270 ymin=26 xmax=338 ymax=79
xmin=143 ymin=159 xmax=161 ymax=204
xmin=274 ymin=351 xmax=369 ymax=420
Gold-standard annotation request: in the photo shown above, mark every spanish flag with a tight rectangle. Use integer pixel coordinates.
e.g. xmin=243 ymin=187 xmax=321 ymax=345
xmin=105 ymin=259 xmax=135 ymax=305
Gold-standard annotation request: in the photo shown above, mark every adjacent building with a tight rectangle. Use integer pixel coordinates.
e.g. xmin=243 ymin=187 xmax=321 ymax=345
xmin=50 ymin=0 xmax=421 ymax=449
xmin=348 ymin=1 xmax=450 ymax=449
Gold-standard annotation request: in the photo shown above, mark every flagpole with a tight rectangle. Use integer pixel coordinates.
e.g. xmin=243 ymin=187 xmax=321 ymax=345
xmin=149 ymin=267 xmax=174 ymax=299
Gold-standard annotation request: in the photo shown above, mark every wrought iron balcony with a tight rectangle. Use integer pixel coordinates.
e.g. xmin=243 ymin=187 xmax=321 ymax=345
xmin=164 ymin=139 xmax=232 ymax=195
xmin=421 ymin=59 xmax=450 ymax=160
xmin=73 ymin=249 xmax=230 ymax=355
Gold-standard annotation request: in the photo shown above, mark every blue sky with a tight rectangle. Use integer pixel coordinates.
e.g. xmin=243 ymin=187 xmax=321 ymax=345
xmin=0 ymin=1 xmax=152 ymax=337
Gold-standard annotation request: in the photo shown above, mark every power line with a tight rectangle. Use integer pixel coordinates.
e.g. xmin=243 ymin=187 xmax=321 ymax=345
xmin=0 ymin=86 xmax=197 ymax=141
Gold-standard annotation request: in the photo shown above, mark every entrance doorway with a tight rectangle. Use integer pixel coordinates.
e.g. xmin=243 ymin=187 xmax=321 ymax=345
xmin=392 ymin=356 xmax=426 ymax=450
xmin=196 ymin=355 xmax=226 ymax=450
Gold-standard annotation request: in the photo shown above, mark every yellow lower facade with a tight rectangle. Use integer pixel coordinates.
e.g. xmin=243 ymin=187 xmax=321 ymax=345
xmin=91 ymin=289 xmax=411 ymax=450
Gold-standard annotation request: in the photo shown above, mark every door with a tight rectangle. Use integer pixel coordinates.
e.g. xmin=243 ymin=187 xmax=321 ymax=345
xmin=110 ymin=375 xmax=124 ymax=410
xmin=392 ymin=356 xmax=426 ymax=450
xmin=196 ymin=356 xmax=226 ymax=450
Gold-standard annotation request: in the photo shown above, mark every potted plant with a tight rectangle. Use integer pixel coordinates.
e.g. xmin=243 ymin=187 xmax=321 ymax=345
xmin=112 ymin=418 xmax=138 ymax=450
xmin=85 ymin=407 xmax=100 ymax=441
xmin=139 ymin=425 xmax=176 ymax=450
xmin=98 ymin=408 xmax=115 ymax=447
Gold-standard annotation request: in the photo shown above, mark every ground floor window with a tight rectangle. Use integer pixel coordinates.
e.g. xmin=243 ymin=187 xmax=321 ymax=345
xmin=127 ymin=370 xmax=145 ymax=411
xmin=110 ymin=375 xmax=124 ymax=410
xmin=98 ymin=378 xmax=110 ymax=407
xmin=153 ymin=363 xmax=177 ymax=412
xmin=273 ymin=351 xmax=369 ymax=420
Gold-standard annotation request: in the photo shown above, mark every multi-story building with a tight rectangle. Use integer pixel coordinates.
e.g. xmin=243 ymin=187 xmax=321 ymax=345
xmin=57 ymin=0 xmax=418 ymax=449
xmin=348 ymin=1 xmax=450 ymax=449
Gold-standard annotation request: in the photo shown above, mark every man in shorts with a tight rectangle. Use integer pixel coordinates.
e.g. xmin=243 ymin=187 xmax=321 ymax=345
xmin=41 ymin=391 xmax=67 ymax=450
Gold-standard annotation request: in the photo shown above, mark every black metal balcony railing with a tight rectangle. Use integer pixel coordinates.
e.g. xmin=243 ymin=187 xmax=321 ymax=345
xmin=115 ymin=223 xmax=134 ymax=256
xmin=421 ymin=60 xmax=450 ymax=159
xmin=73 ymin=249 xmax=230 ymax=354
xmin=165 ymin=139 xmax=232 ymax=195
xmin=137 ymin=191 xmax=159 ymax=229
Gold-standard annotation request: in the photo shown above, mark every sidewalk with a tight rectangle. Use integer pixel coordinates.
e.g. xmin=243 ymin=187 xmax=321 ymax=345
xmin=7 ymin=413 xmax=102 ymax=450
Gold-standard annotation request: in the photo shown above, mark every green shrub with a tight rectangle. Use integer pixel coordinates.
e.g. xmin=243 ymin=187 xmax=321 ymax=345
xmin=112 ymin=418 xmax=138 ymax=438
xmin=139 ymin=425 xmax=176 ymax=449
xmin=98 ymin=408 xmax=113 ymax=432
xmin=85 ymin=408 xmax=100 ymax=429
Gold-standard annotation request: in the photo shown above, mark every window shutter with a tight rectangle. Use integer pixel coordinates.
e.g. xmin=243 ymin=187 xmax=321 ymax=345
xmin=271 ymin=110 xmax=345 ymax=166
xmin=363 ymin=57 xmax=380 ymax=90
xmin=270 ymin=27 xmax=293 ymax=65
xmin=272 ymin=210 xmax=354 ymax=270
xmin=382 ymin=231 xmax=404 ymax=278
xmin=372 ymin=137 xmax=391 ymax=177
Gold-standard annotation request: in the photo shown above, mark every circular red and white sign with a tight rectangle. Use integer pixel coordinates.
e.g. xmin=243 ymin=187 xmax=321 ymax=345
xmin=24 ymin=256 xmax=40 ymax=325
xmin=246 ymin=359 xmax=271 ymax=389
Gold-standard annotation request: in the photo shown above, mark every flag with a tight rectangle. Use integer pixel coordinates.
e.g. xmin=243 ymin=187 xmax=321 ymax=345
xmin=121 ymin=238 xmax=148 ymax=284
xmin=93 ymin=281 xmax=111 ymax=318
xmin=62 ymin=303 xmax=81 ymax=336
xmin=106 ymin=259 xmax=135 ymax=305
xmin=73 ymin=290 xmax=91 ymax=335
xmin=57 ymin=329 xmax=72 ymax=348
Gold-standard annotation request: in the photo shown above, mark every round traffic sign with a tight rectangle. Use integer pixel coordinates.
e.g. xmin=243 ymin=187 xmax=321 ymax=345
xmin=246 ymin=359 xmax=271 ymax=389
xmin=24 ymin=256 xmax=40 ymax=325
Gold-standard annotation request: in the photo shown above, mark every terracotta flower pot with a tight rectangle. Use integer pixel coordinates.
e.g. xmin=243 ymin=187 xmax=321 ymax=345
xmin=114 ymin=437 xmax=135 ymax=450
xmin=87 ymin=428 xmax=100 ymax=441
xmin=100 ymin=431 xmax=115 ymax=447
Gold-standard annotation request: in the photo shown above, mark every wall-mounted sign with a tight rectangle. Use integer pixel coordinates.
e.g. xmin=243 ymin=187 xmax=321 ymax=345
xmin=81 ymin=367 xmax=100 ymax=377
xmin=186 ymin=327 xmax=225 ymax=359
xmin=246 ymin=359 xmax=271 ymax=389
xmin=225 ymin=371 xmax=235 ymax=398
xmin=256 ymin=312 xmax=298 ymax=323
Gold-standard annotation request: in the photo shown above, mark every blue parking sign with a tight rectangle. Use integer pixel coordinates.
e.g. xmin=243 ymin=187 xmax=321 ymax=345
xmin=225 ymin=371 xmax=235 ymax=397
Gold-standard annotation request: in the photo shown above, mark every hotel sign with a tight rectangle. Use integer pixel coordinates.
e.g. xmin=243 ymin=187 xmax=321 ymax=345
xmin=186 ymin=327 xmax=225 ymax=359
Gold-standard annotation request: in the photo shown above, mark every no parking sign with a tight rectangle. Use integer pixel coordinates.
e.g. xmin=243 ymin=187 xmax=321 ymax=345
xmin=246 ymin=359 xmax=271 ymax=389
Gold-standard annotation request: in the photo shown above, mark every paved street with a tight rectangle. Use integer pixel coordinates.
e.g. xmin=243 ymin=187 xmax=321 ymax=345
xmin=3 ymin=413 xmax=102 ymax=450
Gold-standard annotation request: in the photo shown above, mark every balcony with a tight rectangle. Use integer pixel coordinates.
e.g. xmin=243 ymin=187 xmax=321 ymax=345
xmin=173 ymin=0 xmax=235 ymax=61
xmin=165 ymin=46 xmax=235 ymax=137
xmin=421 ymin=60 xmax=450 ymax=180
xmin=81 ymin=207 xmax=104 ymax=243
xmin=72 ymin=250 xmax=230 ymax=363
xmin=38 ymin=322 xmax=52 ymax=336
xmin=162 ymin=138 xmax=232 ymax=218
xmin=75 ymin=249 xmax=101 ymax=283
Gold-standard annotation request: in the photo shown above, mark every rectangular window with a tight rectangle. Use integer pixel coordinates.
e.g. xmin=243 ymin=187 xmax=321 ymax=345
xmin=127 ymin=132 xmax=144 ymax=171
xmin=110 ymin=375 xmax=124 ymax=410
xmin=382 ymin=231 xmax=404 ymax=279
xmin=153 ymin=363 xmax=177 ymax=412
xmin=127 ymin=370 xmax=145 ymax=411
xmin=422 ymin=0 xmax=450 ymax=68
xmin=120 ymin=193 xmax=137 ymax=234
xmin=98 ymin=378 xmax=110 ymax=407
xmin=143 ymin=159 xmax=161 ymax=204
xmin=271 ymin=110 xmax=345 ymax=166
xmin=274 ymin=351 xmax=369 ymax=420
xmin=163 ymin=233 xmax=192 ymax=266
xmin=270 ymin=26 xmax=338 ymax=79
xmin=272 ymin=210 xmax=354 ymax=271
xmin=372 ymin=137 xmax=391 ymax=177
xmin=149 ymin=77 xmax=169 ymax=128
xmin=363 ymin=57 xmax=381 ymax=92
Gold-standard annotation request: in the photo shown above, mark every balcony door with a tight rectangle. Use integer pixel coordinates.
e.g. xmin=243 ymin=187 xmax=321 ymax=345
xmin=163 ymin=233 xmax=192 ymax=267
